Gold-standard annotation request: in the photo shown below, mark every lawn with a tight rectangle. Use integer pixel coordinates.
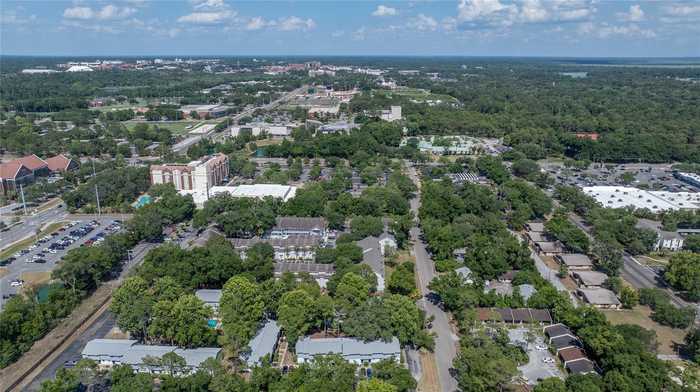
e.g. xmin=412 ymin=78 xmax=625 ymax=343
xmin=602 ymin=306 xmax=688 ymax=355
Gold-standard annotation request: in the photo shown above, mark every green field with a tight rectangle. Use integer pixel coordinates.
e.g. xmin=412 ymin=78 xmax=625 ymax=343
xmin=376 ymin=88 xmax=459 ymax=103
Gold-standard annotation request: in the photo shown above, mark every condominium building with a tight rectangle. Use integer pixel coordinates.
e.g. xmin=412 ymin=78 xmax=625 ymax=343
xmin=150 ymin=153 xmax=229 ymax=193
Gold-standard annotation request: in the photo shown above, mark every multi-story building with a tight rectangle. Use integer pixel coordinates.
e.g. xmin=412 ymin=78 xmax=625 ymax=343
xmin=270 ymin=217 xmax=327 ymax=239
xmin=232 ymin=235 xmax=320 ymax=262
xmin=150 ymin=153 xmax=229 ymax=193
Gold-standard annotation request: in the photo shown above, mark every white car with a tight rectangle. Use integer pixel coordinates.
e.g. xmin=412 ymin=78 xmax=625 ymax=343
xmin=542 ymin=357 xmax=555 ymax=364
xmin=10 ymin=280 xmax=24 ymax=287
xmin=535 ymin=344 xmax=548 ymax=351
xmin=48 ymin=249 xmax=58 ymax=254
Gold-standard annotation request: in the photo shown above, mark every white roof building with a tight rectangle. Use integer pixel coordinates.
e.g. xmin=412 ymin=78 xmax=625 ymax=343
xmin=66 ymin=65 xmax=94 ymax=72
xmin=582 ymin=186 xmax=700 ymax=211
xmin=295 ymin=337 xmax=400 ymax=365
xmin=182 ymin=184 xmax=297 ymax=207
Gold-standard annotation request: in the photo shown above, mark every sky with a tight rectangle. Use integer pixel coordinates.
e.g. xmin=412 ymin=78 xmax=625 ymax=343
xmin=1 ymin=0 xmax=699 ymax=57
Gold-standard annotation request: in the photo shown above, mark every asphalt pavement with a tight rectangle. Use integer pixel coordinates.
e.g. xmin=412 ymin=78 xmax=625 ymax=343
xmin=1 ymin=204 xmax=68 ymax=246
xmin=0 ymin=218 xmax=120 ymax=310
xmin=406 ymin=163 xmax=459 ymax=392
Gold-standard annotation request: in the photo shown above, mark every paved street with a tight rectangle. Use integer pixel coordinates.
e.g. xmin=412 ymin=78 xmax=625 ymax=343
xmin=1 ymin=204 xmax=68 ymax=246
xmin=406 ymin=162 xmax=459 ymax=392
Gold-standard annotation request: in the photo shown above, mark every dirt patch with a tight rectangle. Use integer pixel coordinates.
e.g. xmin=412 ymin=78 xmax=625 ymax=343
xmin=21 ymin=271 xmax=52 ymax=289
xmin=0 ymin=267 xmax=8 ymax=278
xmin=602 ymin=306 xmax=687 ymax=355
xmin=418 ymin=350 xmax=440 ymax=392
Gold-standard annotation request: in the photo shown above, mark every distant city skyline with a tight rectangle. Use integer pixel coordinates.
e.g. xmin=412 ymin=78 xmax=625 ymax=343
xmin=2 ymin=1 xmax=699 ymax=57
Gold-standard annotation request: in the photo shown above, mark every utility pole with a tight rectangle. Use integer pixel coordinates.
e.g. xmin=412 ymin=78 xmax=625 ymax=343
xmin=91 ymin=160 xmax=102 ymax=217
xmin=19 ymin=183 xmax=27 ymax=215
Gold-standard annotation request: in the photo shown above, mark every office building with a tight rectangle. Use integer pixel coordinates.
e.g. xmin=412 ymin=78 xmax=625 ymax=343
xmin=150 ymin=153 xmax=229 ymax=193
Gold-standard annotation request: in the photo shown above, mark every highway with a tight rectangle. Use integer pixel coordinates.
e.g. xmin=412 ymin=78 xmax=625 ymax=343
xmin=1 ymin=204 xmax=68 ymax=247
xmin=172 ymin=85 xmax=307 ymax=154
xmin=406 ymin=162 xmax=459 ymax=392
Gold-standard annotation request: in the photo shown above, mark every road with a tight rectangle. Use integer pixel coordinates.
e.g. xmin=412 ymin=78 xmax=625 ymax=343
xmin=14 ymin=241 xmax=157 ymax=391
xmin=172 ymin=85 xmax=307 ymax=153
xmin=567 ymin=213 xmax=699 ymax=319
xmin=406 ymin=162 xmax=459 ymax=392
xmin=1 ymin=204 xmax=68 ymax=247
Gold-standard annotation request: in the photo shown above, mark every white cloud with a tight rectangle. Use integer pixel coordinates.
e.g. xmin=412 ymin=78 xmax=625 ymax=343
xmin=372 ymin=5 xmax=397 ymax=17
xmin=1 ymin=10 xmax=36 ymax=25
xmin=409 ymin=14 xmax=438 ymax=31
xmin=63 ymin=4 xmax=136 ymax=20
xmin=277 ymin=16 xmax=315 ymax=31
xmin=177 ymin=10 xmax=234 ymax=24
xmin=578 ymin=21 xmax=655 ymax=39
xmin=455 ymin=0 xmax=594 ymax=30
xmin=617 ymin=4 xmax=645 ymax=22
xmin=352 ymin=26 xmax=367 ymax=41
xmin=245 ymin=16 xmax=269 ymax=30
xmin=190 ymin=0 xmax=228 ymax=10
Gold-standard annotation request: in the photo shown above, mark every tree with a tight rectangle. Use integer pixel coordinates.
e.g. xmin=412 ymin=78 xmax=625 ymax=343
xmin=372 ymin=359 xmax=417 ymax=392
xmin=334 ymin=272 xmax=370 ymax=313
xmin=619 ymin=286 xmax=639 ymax=309
xmin=277 ymin=289 xmax=317 ymax=345
xmin=683 ymin=235 xmax=700 ymax=253
xmin=453 ymin=332 xmax=518 ymax=392
xmin=243 ymin=243 xmax=275 ymax=282
xmin=161 ymin=351 xmax=187 ymax=376
xmin=110 ymin=276 xmax=153 ymax=340
xmin=387 ymin=262 xmax=415 ymax=296
xmin=357 ymin=379 xmax=397 ymax=392
xmin=664 ymin=252 xmax=700 ymax=301
xmin=220 ymin=276 xmax=264 ymax=351
xmin=686 ymin=328 xmax=700 ymax=364
xmin=350 ymin=216 xmax=384 ymax=239
xmin=533 ymin=378 xmax=567 ymax=392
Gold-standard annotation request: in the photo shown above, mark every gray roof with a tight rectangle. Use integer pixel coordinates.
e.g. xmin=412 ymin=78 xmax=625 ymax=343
xmin=296 ymin=337 xmax=400 ymax=361
xmin=566 ymin=358 xmax=596 ymax=375
xmin=572 ymin=271 xmax=608 ymax=287
xmin=82 ymin=339 xmax=220 ymax=369
xmin=557 ymin=254 xmax=593 ymax=267
xmin=274 ymin=262 xmax=335 ymax=276
xmin=242 ymin=320 xmax=281 ymax=367
xmin=274 ymin=217 xmax=327 ymax=231
xmin=578 ymin=288 xmax=621 ymax=306
xmin=455 ymin=266 xmax=472 ymax=280
xmin=526 ymin=222 xmax=545 ymax=232
xmin=518 ymin=284 xmax=537 ymax=301
xmin=535 ymin=241 xmax=563 ymax=253
xmin=484 ymin=281 xmax=513 ymax=296
xmin=527 ymin=232 xmax=548 ymax=242
xmin=195 ymin=289 xmax=222 ymax=309
xmin=82 ymin=339 xmax=137 ymax=361
xmin=232 ymin=235 xmax=320 ymax=249
xmin=544 ymin=323 xmax=573 ymax=339
xmin=356 ymin=236 xmax=384 ymax=277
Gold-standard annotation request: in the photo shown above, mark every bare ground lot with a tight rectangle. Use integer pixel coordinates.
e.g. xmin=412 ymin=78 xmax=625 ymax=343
xmin=602 ymin=306 xmax=687 ymax=355
xmin=418 ymin=350 xmax=440 ymax=392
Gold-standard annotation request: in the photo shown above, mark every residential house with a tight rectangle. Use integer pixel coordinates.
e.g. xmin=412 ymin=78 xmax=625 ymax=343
xmin=555 ymin=254 xmax=593 ymax=270
xmin=241 ymin=320 xmax=281 ymax=369
xmin=455 ymin=266 xmax=473 ymax=284
xmin=295 ymin=337 xmax=401 ymax=365
xmin=577 ymin=288 xmax=621 ymax=309
xmin=534 ymin=241 xmax=564 ymax=256
xmin=274 ymin=262 xmax=335 ymax=288
xmin=232 ymin=236 xmax=320 ymax=263
xmin=571 ymin=271 xmax=608 ymax=288
xmin=270 ymin=217 xmax=327 ymax=239
xmin=525 ymin=222 xmax=545 ymax=233
xmin=517 ymin=284 xmax=537 ymax=301
xmin=81 ymin=339 xmax=221 ymax=375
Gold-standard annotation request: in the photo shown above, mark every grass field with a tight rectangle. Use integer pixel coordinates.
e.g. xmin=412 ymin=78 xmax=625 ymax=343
xmin=123 ymin=120 xmax=208 ymax=135
xmin=0 ymin=221 xmax=67 ymax=260
xmin=602 ymin=306 xmax=687 ymax=355
xmin=21 ymin=271 xmax=52 ymax=290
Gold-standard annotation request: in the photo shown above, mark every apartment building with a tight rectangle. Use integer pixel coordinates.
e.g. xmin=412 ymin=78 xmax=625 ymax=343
xmin=150 ymin=153 xmax=229 ymax=193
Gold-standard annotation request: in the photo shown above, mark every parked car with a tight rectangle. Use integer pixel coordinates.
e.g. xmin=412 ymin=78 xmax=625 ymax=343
xmin=10 ymin=280 xmax=24 ymax=287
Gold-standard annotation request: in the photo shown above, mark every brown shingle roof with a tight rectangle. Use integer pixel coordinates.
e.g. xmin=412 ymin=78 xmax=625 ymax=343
xmin=512 ymin=308 xmax=533 ymax=323
xmin=529 ymin=309 xmax=553 ymax=323
xmin=45 ymin=154 xmax=72 ymax=172
xmin=558 ymin=347 xmax=587 ymax=363
xmin=13 ymin=154 xmax=47 ymax=171
xmin=0 ymin=162 xmax=26 ymax=180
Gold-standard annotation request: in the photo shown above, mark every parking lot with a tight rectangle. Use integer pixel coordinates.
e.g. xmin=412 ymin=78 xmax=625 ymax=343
xmin=0 ymin=218 xmax=122 ymax=310
xmin=508 ymin=327 xmax=564 ymax=385
xmin=540 ymin=161 xmax=700 ymax=192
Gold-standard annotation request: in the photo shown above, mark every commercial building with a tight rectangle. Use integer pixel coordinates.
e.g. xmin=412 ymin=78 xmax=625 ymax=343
xmin=232 ymin=235 xmax=320 ymax=262
xmin=180 ymin=104 xmax=229 ymax=119
xmin=635 ymin=219 xmax=685 ymax=251
xmin=151 ymin=153 xmax=229 ymax=193
xmin=582 ymin=186 xmax=700 ymax=211
xmin=295 ymin=337 xmax=401 ymax=365
xmin=45 ymin=154 xmax=78 ymax=172
xmin=317 ymin=121 xmax=359 ymax=134
xmin=185 ymin=184 xmax=298 ymax=207
xmin=230 ymin=122 xmax=293 ymax=138
xmin=81 ymin=339 xmax=220 ymax=375
xmin=270 ymin=217 xmax=327 ymax=239
xmin=0 ymin=162 xmax=33 ymax=195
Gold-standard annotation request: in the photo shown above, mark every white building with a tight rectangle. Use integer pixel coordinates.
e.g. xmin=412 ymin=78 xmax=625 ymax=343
xmin=151 ymin=153 xmax=229 ymax=194
xmin=230 ymin=123 xmax=293 ymax=138
xmin=66 ymin=65 xmax=94 ymax=72
xmin=295 ymin=337 xmax=400 ymax=365
xmin=380 ymin=106 xmax=402 ymax=122
xmin=185 ymin=184 xmax=297 ymax=207
xmin=582 ymin=186 xmax=700 ymax=212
